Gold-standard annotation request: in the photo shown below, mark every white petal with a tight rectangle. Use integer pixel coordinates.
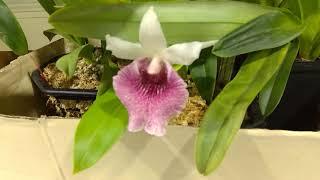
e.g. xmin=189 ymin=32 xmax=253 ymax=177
xmin=139 ymin=7 xmax=167 ymax=55
xmin=106 ymin=35 xmax=145 ymax=60
xmin=147 ymin=57 xmax=162 ymax=74
xmin=160 ymin=41 xmax=218 ymax=65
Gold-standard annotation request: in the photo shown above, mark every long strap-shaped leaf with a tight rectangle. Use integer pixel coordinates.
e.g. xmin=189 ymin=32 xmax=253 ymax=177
xmin=226 ymin=0 xmax=283 ymax=6
xmin=43 ymin=28 xmax=87 ymax=45
xmin=49 ymin=1 xmax=277 ymax=43
xmin=281 ymin=0 xmax=320 ymax=20
xmin=281 ymin=0 xmax=320 ymax=60
xmin=37 ymin=0 xmax=56 ymax=14
xmin=195 ymin=42 xmax=297 ymax=175
xmin=63 ymin=0 xmax=126 ymax=5
xmin=37 ymin=0 xmax=87 ymax=46
xmin=299 ymin=13 xmax=320 ymax=60
xmin=309 ymin=31 xmax=320 ymax=59
xmin=259 ymin=39 xmax=299 ymax=117
xmin=38 ymin=1 xmax=87 ymax=47
xmin=190 ymin=48 xmax=218 ymax=104
xmin=212 ymin=10 xmax=304 ymax=57
xmin=73 ymin=89 xmax=128 ymax=173
xmin=0 ymin=0 xmax=28 ymax=55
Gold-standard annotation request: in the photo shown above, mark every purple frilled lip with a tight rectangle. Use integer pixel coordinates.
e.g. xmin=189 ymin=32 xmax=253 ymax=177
xmin=113 ymin=58 xmax=188 ymax=136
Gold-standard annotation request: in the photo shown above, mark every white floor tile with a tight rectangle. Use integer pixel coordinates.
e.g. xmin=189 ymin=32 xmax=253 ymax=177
xmin=0 ymin=116 xmax=63 ymax=180
xmin=45 ymin=118 xmax=320 ymax=180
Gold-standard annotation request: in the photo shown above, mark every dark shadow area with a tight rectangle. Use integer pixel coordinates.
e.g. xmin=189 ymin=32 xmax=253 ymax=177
xmin=0 ymin=51 xmax=18 ymax=69
xmin=242 ymin=61 xmax=320 ymax=131
xmin=266 ymin=67 xmax=320 ymax=131
xmin=236 ymin=60 xmax=320 ymax=131
xmin=0 ymin=80 xmax=46 ymax=117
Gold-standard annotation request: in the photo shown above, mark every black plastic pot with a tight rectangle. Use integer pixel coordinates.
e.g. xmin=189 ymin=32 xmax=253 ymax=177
xmin=31 ymin=69 xmax=97 ymax=100
xmin=265 ymin=61 xmax=320 ymax=131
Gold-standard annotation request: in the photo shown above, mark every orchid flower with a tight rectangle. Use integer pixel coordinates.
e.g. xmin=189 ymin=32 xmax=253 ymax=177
xmin=106 ymin=7 xmax=217 ymax=136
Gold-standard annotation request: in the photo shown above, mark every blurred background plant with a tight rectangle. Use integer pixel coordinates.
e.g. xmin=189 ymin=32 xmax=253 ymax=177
xmin=0 ymin=0 xmax=28 ymax=55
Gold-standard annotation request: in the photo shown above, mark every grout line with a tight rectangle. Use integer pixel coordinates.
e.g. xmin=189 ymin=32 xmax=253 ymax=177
xmin=37 ymin=118 xmax=67 ymax=180
xmin=162 ymin=137 xmax=193 ymax=169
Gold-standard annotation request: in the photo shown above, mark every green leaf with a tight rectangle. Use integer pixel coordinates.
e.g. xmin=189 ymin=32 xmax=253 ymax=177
xmin=74 ymin=89 xmax=128 ymax=173
xmin=62 ymin=33 xmax=85 ymax=45
xmin=259 ymin=39 xmax=299 ymax=117
xmin=196 ymin=43 xmax=293 ymax=175
xmin=43 ymin=28 xmax=86 ymax=45
xmin=177 ymin=65 xmax=188 ymax=80
xmin=37 ymin=0 xmax=56 ymax=14
xmin=61 ymin=0 xmax=73 ymax=4
xmin=190 ymin=48 xmax=217 ymax=104
xmin=212 ymin=11 xmax=304 ymax=57
xmin=272 ymin=0 xmax=285 ymax=6
xmin=309 ymin=31 xmax=320 ymax=59
xmin=173 ymin=64 xmax=183 ymax=71
xmin=211 ymin=0 xmax=284 ymax=7
xmin=215 ymin=56 xmax=235 ymax=93
xmin=49 ymin=1 xmax=278 ymax=43
xmin=56 ymin=44 xmax=94 ymax=77
xmin=54 ymin=0 xmax=65 ymax=5
xmin=281 ymin=0 xmax=320 ymax=60
xmin=97 ymin=52 xmax=117 ymax=96
xmin=281 ymin=0 xmax=320 ymax=20
xmin=234 ymin=0 xmax=280 ymax=6
xmin=63 ymin=0 xmax=126 ymax=4
xmin=0 ymin=0 xmax=28 ymax=55
xmin=38 ymin=0 xmax=87 ymax=46
xmin=241 ymin=0 xmax=273 ymax=5
xmin=298 ymin=13 xmax=320 ymax=60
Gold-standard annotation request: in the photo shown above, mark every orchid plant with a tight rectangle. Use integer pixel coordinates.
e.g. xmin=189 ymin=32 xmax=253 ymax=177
xmin=35 ymin=0 xmax=319 ymax=176
xmin=36 ymin=0 xmax=320 ymax=79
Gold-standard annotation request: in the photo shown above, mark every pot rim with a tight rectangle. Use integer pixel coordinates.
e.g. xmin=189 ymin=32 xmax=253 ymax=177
xmin=30 ymin=69 xmax=97 ymax=100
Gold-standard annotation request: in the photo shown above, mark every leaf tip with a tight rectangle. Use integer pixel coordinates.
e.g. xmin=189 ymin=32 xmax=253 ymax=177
xmin=73 ymin=167 xmax=80 ymax=175
xmin=196 ymin=162 xmax=213 ymax=176
xmin=73 ymin=160 xmax=87 ymax=174
xmin=196 ymin=165 xmax=206 ymax=176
